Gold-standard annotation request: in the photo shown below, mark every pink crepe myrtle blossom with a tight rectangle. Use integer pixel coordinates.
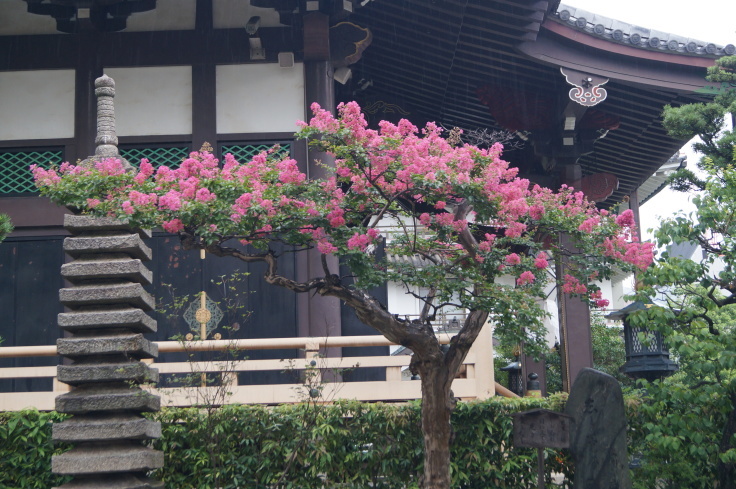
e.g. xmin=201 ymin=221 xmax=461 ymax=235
xmin=435 ymin=213 xmax=454 ymax=227
xmin=504 ymin=222 xmax=526 ymax=238
xmin=134 ymin=159 xmax=154 ymax=184
xmin=128 ymin=190 xmax=156 ymax=207
xmin=121 ymin=201 xmax=134 ymax=215
xmin=195 ymin=188 xmax=216 ymax=202
xmin=517 ymin=271 xmax=536 ymax=286
xmin=529 ymin=204 xmax=545 ymax=220
xmin=317 ymin=240 xmax=338 ymax=254
xmin=590 ymin=290 xmax=610 ymax=308
xmin=615 ymin=209 xmax=636 ymax=228
xmin=158 ymin=190 xmax=182 ymax=211
xmin=562 ymin=274 xmax=587 ymax=295
xmin=347 ymin=232 xmax=373 ymax=251
xmin=505 ymin=253 xmax=521 ymax=266
xmin=94 ymin=157 xmax=127 ymax=176
xmin=602 ymin=235 xmax=654 ymax=270
xmin=578 ymin=216 xmax=601 ymax=233
xmin=30 ymin=165 xmax=61 ymax=186
xmin=451 ymin=219 xmax=468 ymax=233
xmin=534 ymin=252 xmax=549 ymax=269
xmin=162 ymin=218 xmax=184 ymax=233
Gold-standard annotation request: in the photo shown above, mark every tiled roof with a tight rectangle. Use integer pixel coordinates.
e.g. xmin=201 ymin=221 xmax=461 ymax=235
xmin=555 ymin=4 xmax=735 ymax=58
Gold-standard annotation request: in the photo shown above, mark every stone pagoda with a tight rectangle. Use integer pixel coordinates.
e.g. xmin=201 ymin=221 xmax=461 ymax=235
xmin=51 ymin=75 xmax=163 ymax=489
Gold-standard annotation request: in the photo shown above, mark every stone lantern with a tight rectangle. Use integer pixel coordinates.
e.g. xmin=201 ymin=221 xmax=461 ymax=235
xmin=606 ymin=302 xmax=678 ymax=382
xmin=500 ymin=357 xmax=524 ymax=396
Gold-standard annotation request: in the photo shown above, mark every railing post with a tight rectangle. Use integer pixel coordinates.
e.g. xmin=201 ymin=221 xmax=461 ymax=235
xmin=52 ymin=378 xmax=71 ymax=393
xmin=386 ymin=366 xmax=402 ymax=381
xmin=305 ymin=338 xmax=322 ymax=385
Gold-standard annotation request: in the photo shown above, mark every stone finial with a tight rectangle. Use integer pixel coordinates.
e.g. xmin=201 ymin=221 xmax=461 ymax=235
xmin=94 ymin=75 xmax=119 ymax=156
xmin=80 ymin=74 xmax=132 ymax=170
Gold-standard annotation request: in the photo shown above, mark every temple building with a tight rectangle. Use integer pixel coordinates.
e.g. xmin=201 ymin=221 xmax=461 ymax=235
xmin=1 ymin=0 xmax=733 ymax=398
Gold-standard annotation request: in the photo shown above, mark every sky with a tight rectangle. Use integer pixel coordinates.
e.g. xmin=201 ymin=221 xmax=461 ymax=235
xmin=568 ymin=0 xmax=736 ymax=240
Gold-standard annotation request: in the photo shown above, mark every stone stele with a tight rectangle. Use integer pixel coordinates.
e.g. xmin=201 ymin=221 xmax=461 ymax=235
xmin=564 ymin=367 xmax=632 ymax=489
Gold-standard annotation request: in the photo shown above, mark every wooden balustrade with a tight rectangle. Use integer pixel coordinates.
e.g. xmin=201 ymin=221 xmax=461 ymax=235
xmin=0 ymin=324 xmax=513 ymax=412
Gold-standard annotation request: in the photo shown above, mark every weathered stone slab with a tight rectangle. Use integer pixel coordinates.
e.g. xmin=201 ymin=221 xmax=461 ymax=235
xmin=64 ymin=215 xmax=152 ymax=239
xmin=58 ymin=362 xmax=158 ymax=385
xmin=57 ymin=334 xmax=157 ymax=358
xmin=53 ymin=474 xmax=164 ymax=489
xmin=53 ymin=415 xmax=161 ymax=442
xmin=62 ymin=258 xmax=152 ymax=285
xmin=58 ymin=308 xmax=156 ymax=334
xmin=64 ymin=234 xmax=152 ymax=261
xmin=52 ymin=444 xmax=164 ymax=475
xmin=564 ymin=368 xmax=632 ymax=489
xmin=56 ymin=386 xmax=160 ymax=414
xmin=60 ymin=283 xmax=155 ymax=310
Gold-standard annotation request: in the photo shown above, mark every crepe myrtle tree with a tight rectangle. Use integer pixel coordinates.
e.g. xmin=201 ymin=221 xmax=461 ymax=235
xmin=34 ymin=102 xmax=652 ymax=489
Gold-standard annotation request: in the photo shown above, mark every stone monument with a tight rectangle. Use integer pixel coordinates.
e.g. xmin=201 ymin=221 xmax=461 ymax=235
xmin=51 ymin=75 xmax=163 ymax=489
xmin=564 ymin=368 xmax=631 ymax=489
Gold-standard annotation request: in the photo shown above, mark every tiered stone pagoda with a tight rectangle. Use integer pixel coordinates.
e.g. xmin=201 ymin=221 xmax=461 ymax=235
xmin=51 ymin=75 xmax=163 ymax=489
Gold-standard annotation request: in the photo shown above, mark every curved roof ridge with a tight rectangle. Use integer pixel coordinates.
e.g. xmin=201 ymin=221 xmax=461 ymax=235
xmin=554 ymin=3 xmax=735 ymax=58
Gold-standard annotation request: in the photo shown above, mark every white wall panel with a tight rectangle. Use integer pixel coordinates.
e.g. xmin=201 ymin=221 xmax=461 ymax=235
xmin=104 ymin=66 xmax=192 ymax=136
xmin=216 ymin=63 xmax=305 ymax=134
xmin=0 ymin=70 xmax=75 ymax=140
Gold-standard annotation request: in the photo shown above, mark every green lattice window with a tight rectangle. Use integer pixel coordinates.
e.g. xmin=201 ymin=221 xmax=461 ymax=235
xmin=120 ymin=146 xmax=189 ymax=169
xmin=220 ymin=143 xmax=290 ymax=162
xmin=1 ymin=149 xmax=63 ymax=194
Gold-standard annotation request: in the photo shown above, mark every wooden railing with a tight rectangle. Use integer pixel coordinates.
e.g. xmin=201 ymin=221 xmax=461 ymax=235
xmin=0 ymin=323 xmax=514 ymax=412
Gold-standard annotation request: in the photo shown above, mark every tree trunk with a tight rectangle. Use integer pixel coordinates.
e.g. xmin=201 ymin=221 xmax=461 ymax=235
xmin=418 ymin=359 xmax=454 ymax=489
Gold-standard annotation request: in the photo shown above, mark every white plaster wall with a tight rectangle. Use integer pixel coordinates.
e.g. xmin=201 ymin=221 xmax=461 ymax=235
xmin=216 ymin=63 xmax=305 ymax=134
xmin=104 ymin=66 xmax=193 ymax=136
xmin=0 ymin=69 xmax=75 ymax=140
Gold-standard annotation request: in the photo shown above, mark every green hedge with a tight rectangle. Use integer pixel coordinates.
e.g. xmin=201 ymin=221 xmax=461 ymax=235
xmin=0 ymin=410 xmax=72 ymax=489
xmin=2 ymin=397 xmax=572 ymax=489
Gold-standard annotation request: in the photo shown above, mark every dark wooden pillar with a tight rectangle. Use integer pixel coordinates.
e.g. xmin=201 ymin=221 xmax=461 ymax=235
xmin=192 ymin=0 xmax=216 ymax=150
xmin=73 ymin=33 xmax=102 ymax=162
xmin=298 ymin=12 xmax=342 ymax=353
xmin=557 ymin=233 xmax=594 ymax=392
xmin=558 ymin=163 xmax=593 ymax=392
